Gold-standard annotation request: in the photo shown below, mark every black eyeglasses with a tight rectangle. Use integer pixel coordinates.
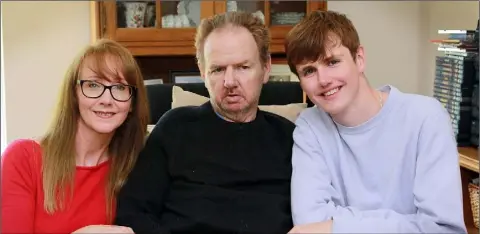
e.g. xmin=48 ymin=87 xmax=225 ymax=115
xmin=77 ymin=80 xmax=136 ymax=102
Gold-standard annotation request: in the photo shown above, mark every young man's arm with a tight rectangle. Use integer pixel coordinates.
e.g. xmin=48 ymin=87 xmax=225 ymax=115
xmin=114 ymin=117 xmax=172 ymax=234
xmin=290 ymin=108 xmax=466 ymax=233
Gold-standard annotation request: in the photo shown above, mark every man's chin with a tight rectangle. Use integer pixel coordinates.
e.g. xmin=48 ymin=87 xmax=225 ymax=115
xmin=221 ymin=103 xmax=245 ymax=113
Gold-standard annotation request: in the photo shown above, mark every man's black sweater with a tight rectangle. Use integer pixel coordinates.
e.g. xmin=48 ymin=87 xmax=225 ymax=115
xmin=115 ymin=102 xmax=295 ymax=234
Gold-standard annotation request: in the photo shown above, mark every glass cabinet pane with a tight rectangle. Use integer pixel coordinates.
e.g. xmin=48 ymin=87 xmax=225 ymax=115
xmin=117 ymin=1 xmax=156 ymax=28
xmin=161 ymin=0 xmax=200 ymax=28
xmin=269 ymin=1 xmax=306 ymax=26
xmin=227 ymin=1 xmax=265 ymax=24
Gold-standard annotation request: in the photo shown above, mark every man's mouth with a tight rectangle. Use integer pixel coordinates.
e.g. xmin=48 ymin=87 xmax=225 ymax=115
xmin=322 ymin=86 xmax=342 ymax=97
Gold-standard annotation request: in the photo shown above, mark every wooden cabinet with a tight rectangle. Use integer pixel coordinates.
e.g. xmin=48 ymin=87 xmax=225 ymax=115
xmin=458 ymin=147 xmax=480 ymax=234
xmin=90 ymin=0 xmax=327 ymax=56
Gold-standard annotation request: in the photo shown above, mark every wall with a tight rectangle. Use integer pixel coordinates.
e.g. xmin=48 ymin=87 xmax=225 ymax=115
xmin=0 ymin=1 xmax=478 ymax=145
xmin=329 ymin=1 xmax=424 ymax=94
xmin=2 ymin=1 xmax=91 ymax=144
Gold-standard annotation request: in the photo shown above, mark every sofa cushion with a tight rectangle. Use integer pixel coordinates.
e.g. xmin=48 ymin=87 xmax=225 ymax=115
xmin=145 ymin=82 xmax=313 ymax=124
xmin=172 ymin=86 xmax=307 ymax=123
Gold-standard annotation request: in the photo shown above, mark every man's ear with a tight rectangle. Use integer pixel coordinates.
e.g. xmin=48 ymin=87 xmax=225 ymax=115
xmin=198 ymin=63 xmax=205 ymax=81
xmin=355 ymin=45 xmax=365 ymax=74
xmin=262 ymin=55 xmax=272 ymax=84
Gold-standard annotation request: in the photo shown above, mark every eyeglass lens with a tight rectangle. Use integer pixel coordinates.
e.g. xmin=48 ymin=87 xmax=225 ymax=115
xmin=81 ymin=80 xmax=132 ymax=101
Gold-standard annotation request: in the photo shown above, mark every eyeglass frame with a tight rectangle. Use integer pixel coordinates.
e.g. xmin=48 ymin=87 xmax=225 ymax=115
xmin=76 ymin=79 xmax=137 ymax=102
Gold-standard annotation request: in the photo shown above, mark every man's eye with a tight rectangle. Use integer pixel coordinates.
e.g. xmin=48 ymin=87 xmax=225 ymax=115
xmin=211 ymin=68 xmax=223 ymax=74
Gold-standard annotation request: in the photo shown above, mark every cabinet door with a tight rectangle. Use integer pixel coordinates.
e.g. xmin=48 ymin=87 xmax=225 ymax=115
xmin=213 ymin=1 xmax=326 ymax=53
xmin=97 ymin=1 xmax=215 ymax=55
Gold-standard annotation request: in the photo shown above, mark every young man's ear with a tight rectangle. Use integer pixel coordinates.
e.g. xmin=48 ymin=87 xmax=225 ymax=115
xmin=355 ymin=46 xmax=365 ymax=74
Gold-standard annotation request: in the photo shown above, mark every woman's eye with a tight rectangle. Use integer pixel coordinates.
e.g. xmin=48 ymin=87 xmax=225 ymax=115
xmin=88 ymin=83 xmax=100 ymax=88
xmin=114 ymin=85 xmax=126 ymax=91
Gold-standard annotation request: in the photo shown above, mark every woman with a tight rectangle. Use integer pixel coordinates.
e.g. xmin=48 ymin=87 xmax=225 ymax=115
xmin=1 ymin=39 xmax=150 ymax=233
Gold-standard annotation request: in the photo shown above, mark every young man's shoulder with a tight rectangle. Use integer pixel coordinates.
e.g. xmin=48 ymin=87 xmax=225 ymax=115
xmin=296 ymin=106 xmax=333 ymax=128
xmin=394 ymin=88 xmax=448 ymax=119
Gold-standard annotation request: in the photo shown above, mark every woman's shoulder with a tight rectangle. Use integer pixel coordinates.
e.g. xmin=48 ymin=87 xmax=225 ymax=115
xmin=1 ymin=138 xmax=42 ymax=170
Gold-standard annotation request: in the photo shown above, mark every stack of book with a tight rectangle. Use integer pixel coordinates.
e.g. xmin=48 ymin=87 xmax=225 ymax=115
xmin=472 ymin=52 xmax=479 ymax=147
xmin=431 ymin=28 xmax=478 ymax=147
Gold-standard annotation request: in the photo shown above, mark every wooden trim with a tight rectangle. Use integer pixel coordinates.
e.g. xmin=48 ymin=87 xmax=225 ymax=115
xmin=458 ymin=147 xmax=479 ymax=173
xmin=264 ymin=1 xmax=270 ymax=27
xmin=104 ymin=2 xmax=117 ymax=40
xmin=89 ymin=1 xmax=100 ymax=43
xmin=155 ymin=0 xmax=161 ymax=29
xmin=115 ymin=28 xmax=197 ymax=42
xmin=308 ymin=1 xmax=327 ymax=12
xmin=201 ymin=1 xmax=215 ymax=19
xmin=214 ymin=1 xmax=226 ymax=14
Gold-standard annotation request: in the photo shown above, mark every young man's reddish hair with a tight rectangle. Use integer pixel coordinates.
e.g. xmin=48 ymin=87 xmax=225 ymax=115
xmin=285 ymin=10 xmax=361 ymax=77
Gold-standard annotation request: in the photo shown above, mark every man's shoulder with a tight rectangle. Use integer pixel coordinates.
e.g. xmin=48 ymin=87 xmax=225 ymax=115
xmin=157 ymin=105 xmax=207 ymax=126
xmin=260 ymin=110 xmax=296 ymax=132
xmin=394 ymin=88 xmax=447 ymax=119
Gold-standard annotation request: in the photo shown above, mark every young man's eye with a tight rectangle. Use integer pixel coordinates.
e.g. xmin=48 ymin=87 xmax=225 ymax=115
xmin=328 ymin=60 xmax=340 ymax=66
xmin=302 ymin=68 xmax=315 ymax=76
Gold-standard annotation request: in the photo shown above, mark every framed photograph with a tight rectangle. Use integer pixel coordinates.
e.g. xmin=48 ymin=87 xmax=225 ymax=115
xmin=169 ymin=70 xmax=203 ymax=84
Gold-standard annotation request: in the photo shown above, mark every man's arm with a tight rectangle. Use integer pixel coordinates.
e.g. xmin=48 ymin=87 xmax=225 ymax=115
xmin=291 ymin=108 xmax=466 ymax=233
xmin=114 ymin=117 xmax=171 ymax=233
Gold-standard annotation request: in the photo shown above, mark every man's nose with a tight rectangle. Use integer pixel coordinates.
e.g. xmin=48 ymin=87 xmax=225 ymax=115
xmin=223 ymin=67 xmax=237 ymax=88
xmin=317 ymin=69 xmax=332 ymax=87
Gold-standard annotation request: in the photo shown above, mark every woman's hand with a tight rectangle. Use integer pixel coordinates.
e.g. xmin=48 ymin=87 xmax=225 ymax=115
xmin=288 ymin=220 xmax=333 ymax=234
xmin=72 ymin=225 xmax=134 ymax=233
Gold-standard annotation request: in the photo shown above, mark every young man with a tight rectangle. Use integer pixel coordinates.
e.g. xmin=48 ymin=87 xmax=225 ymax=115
xmin=285 ymin=10 xmax=467 ymax=233
xmin=114 ymin=12 xmax=295 ymax=234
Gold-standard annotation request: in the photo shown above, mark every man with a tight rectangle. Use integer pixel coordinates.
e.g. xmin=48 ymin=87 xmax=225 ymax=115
xmin=114 ymin=11 xmax=294 ymax=234
xmin=286 ymin=10 xmax=467 ymax=233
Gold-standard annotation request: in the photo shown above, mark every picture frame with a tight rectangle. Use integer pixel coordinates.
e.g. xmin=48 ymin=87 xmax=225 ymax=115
xmin=169 ymin=70 xmax=203 ymax=84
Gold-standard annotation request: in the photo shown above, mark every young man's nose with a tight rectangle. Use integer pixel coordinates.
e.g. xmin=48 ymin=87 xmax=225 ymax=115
xmin=317 ymin=70 xmax=332 ymax=87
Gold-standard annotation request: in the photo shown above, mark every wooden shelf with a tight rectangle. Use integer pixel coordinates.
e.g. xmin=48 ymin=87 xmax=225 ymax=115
xmin=458 ymin=147 xmax=479 ymax=173
xmin=467 ymin=225 xmax=479 ymax=234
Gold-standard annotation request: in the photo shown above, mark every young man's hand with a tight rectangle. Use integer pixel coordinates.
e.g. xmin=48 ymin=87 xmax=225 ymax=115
xmin=288 ymin=220 xmax=333 ymax=234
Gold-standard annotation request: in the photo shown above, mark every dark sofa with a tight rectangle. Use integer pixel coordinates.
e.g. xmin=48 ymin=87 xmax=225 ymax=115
xmin=145 ymin=82 xmax=314 ymax=124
